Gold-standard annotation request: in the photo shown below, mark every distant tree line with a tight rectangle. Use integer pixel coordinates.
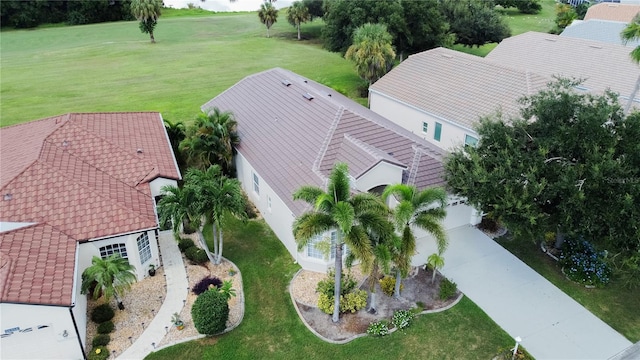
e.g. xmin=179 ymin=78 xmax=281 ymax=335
xmin=1 ymin=0 xmax=135 ymax=29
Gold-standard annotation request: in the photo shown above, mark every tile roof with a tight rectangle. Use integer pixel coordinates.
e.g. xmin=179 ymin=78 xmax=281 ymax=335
xmin=584 ymin=3 xmax=640 ymax=22
xmin=369 ymin=47 xmax=550 ymax=130
xmin=0 ymin=112 xmax=181 ymax=306
xmin=202 ymin=68 xmax=446 ymax=216
xmin=486 ymin=32 xmax=640 ymax=107
xmin=561 ymin=19 xmax=640 ymax=47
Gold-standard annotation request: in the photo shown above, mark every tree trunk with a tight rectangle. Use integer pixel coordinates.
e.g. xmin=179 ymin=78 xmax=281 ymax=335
xmin=216 ymin=226 xmax=224 ymax=265
xmin=332 ymin=242 xmax=343 ymax=323
xmin=114 ymin=293 xmax=124 ymax=310
xmin=212 ymin=222 xmax=219 ymax=259
xmin=297 ymin=24 xmax=301 ymax=40
xmin=367 ymin=262 xmax=378 ymax=313
xmin=150 ymin=32 xmax=155 ymax=43
xmin=431 ymin=267 xmax=437 ymax=283
xmin=393 ymin=269 xmax=402 ymax=299
xmin=199 ymin=230 xmax=215 ymax=263
xmin=554 ymin=231 xmax=565 ymax=250
xmin=267 ymin=28 xmax=270 ymax=38
xmin=624 ymin=74 xmax=640 ymax=114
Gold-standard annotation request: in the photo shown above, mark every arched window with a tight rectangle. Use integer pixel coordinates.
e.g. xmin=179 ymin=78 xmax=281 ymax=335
xmin=137 ymin=232 xmax=151 ymax=264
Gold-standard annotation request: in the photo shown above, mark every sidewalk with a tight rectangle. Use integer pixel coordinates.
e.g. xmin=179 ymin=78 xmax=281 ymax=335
xmin=415 ymin=225 xmax=632 ymax=360
xmin=117 ymin=232 xmax=188 ymax=360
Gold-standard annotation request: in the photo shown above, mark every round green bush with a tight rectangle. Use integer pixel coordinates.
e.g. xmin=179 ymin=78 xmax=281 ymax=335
xmin=191 ymin=289 xmax=229 ymax=335
xmin=97 ymin=321 xmax=114 ymax=334
xmin=439 ymin=278 xmax=458 ymax=300
xmin=91 ymin=304 xmax=114 ymax=323
xmin=87 ymin=346 xmax=109 ymax=360
xmin=92 ymin=334 xmax=110 ymax=347
xmin=178 ymin=238 xmax=195 ymax=252
xmin=185 ymin=246 xmax=208 ymax=264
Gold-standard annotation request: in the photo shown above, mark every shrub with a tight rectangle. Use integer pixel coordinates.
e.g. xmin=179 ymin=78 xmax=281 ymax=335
xmin=192 ymin=288 xmax=229 ymax=335
xmin=178 ymin=238 xmax=195 ymax=252
xmin=439 ymin=278 xmax=457 ymax=300
xmin=379 ymin=275 xmax=402 ymax=297
xmin=192 ymin=276 xmax=222 ymax=295
xmin=97 ymin=321 xmax=114 ymax=334
xmin=479 ymin=216 xmax=499 ymax=233
xmin=315 ymin=270 xmax=357 ymax=297
xmin=219 ymin=280 xmax=236 ymax=300
xmin=88 ymin=346 xmax=109 ymax=360
xmin=185 ymin=246 xmax=208 ymax=264
xmin=559 ymin=237 xmax=611 ymax=287
xmin=242 ymin=192 xmax=258 ymax=219
xmin=92 ymin=334 xmax=110 ymax=347
xmin=367 ymin=320 xmax=389 ymax=337
xmin=317 ymin=293 xmax=335 ymax=314
xmin=392 ymin=309 xmax=414 ymax=330
xmin=91 ymin=304 xmax=115 ymax=323
xmin=340 ymin=290 xmax=367 ymax=313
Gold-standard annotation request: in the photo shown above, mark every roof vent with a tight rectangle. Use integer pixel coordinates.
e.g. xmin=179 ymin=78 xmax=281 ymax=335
xmin=137 ymin=148 xmax=144 ymax=154
xmin=281 ymin=79 xmax=292 ymax=86
xmin=441 ymin=54 xmax=453 ymax=59
xmin=303 ymin=93 xmax=314 ymax=101
xmin=3 ymin=193 xmax=12 ymax=201
xmin=62 ymin=140 xmax=69 ymax=147
xmin=575 ymin=85 xmax=589 ymax=91
xmin=544 ymin=38 xmax=557 ymax=42
xmin=589 ymin=44 xmax=602 ymax=49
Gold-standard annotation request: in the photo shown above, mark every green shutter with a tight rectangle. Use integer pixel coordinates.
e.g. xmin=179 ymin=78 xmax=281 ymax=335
xmin=434 ymin=122 xmax=442 ymax=141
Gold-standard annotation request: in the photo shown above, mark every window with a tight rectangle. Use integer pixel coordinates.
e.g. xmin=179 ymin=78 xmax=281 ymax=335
xmin=267 ymin=196 xmax=272 ymax=212
xmin=137 ymin=232 xmax=151 ymax=264
xmin=307 ymin=231 xmax=337 ymax=260
xmin=253 ymin=172 xmax=260 ymax=195
xmin=99 ymin=243 xmax=128 ymax=259
xmin=434 ymin=122 xmax=442 ymax=141
xmin=465 ymin=135 xmax=478 ymax=147
xmin=422 ymin=122 xmax=428 ymax=133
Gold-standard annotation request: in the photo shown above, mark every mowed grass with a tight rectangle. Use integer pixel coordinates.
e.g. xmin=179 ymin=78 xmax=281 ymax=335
xmin=496 ymin=236 xmax=640 ymax=342
xmin=0 ymin=13 xmax=361 ymax=127
xmin=146 ymin=216 xmax=515 ymax=360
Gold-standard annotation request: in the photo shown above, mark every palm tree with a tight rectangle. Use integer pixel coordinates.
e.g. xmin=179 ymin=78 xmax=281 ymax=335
xmin=287 ymin=1 xmax=310 ymax=40
xmin=185 ymin=165 xmax=246 ymax=265
xmin=363 ymin=221 xmax=395 ymax=313
xmin=164 ymin=118 xmax=186 ymax=169
xmin=345 ymin=23 xmax=396 ymax=87
xmin=258 ymin=2 xmax=278 ymax=38
xmin=293 ymin=163 xmax=387 ymax=322
xmin=157 ymin=183 xmax=201 ymax=237
xmin=427 ymin=252 xmax=445 ymax=283
xmin=621 ymin=14 xmax=640 ymax=113
xmin=382 ymin=184 xmax=447 ymax=298
xmin=180 ymin=108 xmax=239 ymax=176
xmin=130 ymin=0 xmax=162 ymax=43
xmin=81 ymin=254 xmax=137 ymax=310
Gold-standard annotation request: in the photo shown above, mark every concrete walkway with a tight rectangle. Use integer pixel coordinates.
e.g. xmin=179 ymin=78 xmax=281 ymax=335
xmin=414 ymin=225 xmax=631 ymax=360
xmin=118 ymin=231 xmax=188 ymax=360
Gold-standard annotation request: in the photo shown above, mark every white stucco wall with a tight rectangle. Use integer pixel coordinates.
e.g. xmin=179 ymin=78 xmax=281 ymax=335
xmin=369 ymin=91 xmax=479 ymax=151
xmin=0 ymin=303 xmax=84 ymax=360
xmin=149 ymin=177 xmax=178 ymax=198
xmin=356 ymin=161 xmax=404 ymax=193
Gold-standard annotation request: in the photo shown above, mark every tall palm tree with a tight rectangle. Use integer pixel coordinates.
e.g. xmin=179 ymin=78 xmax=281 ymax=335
xmin=293 ymin=163 xmax=387 ymax=322
xmin=130 ymin=0 xmax=162 ymax=43
xmin=382 ymin=184 xmax=447 ymax=298
xmin=621 ymin=14 xmax=640 ymax=113
xmin=258 ymin=2 xmax=279 ymax=38
xmin=81 ymin=255 xmax=137 ymax=310
xmin=185 ymin=165 xmax=246 ymax=265
xmin=287 ymin=1 xmax=310 ymax=40
xmin=157 ymin=183 xmax=201 ymax=237
xmin=163 ymin=118 xmax=186 ymax=170
xmin=363 ymin=221 xmax=395 ymax=313
xmin=345 ymin=23 xmax=396 ymax=87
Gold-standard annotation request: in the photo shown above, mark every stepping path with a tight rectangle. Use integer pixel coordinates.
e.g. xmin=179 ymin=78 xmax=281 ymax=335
xmin=118 ymin=231 xmax=188 ymax=359
xmin=415 ymin=225 xmax=632 ymax=360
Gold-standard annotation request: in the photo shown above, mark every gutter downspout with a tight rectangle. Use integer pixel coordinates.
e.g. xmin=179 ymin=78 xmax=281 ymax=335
xmin=71 ymin=243 xmax=87 ymax=360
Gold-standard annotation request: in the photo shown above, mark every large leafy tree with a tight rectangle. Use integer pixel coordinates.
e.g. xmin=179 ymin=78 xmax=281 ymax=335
xmin=180 ymin=108 xmax=239 ymax=177
xmin=382 ymin=184 xmax=447 ymax=298
xmin=130 ymin=0 xmax=162 ymax=43
xmin=81 ymin=254 xmax=137 ymax=310
xmin=292 ymin=163 xmax=387 ymax=323
xmin=440 ymin=0 xmax=511 ymax=47
xmin=445 ymin=79 xmax=640 ymax=260
xmin=345 ymin=23 xmax=396 ymax=87
xmin=396 ymin=0 xmax=453 ymax=60
xmin=258 ymin=1 xmax=278 ymax=38
xmin=621 ymin=14 xmax=640 ymax=113
xmin=287 ymin=1 xmax=311 ymax=40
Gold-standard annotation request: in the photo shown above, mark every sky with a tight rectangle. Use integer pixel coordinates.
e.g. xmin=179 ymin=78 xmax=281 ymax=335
xmin=163 ymin=0 xmax=293 ymax=12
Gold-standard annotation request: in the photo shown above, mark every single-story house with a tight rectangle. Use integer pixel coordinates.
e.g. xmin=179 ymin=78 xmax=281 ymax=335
xmin=583 ymin=2 xmax=640 ymax=22
xmin=368 ymin=47 xmax=549 ymax=150
xmin=202 ymin=68 xmax=481 ymax=273
xmin=0 ymin=112 xmax=181 ymax=359
xmin=561 ymin=19 xmax=640 ymax=47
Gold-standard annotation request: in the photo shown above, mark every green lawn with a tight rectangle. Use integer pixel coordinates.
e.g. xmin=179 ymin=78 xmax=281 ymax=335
xmin=146 ymin=216 xmax=516 ymax=360
xmin=0 ymin=13 xmax=361 ymax=127
xmin=496 ymin=235 xmax=640 ymax=342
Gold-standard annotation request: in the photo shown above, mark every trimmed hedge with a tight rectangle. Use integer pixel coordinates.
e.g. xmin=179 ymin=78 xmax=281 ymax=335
xmin=192 ymin=289 xmax=229 ymax=335
xmin=91 ymin=304 xmax=114 ymax=323
xmin=178 ymin=238 xmax=195 ymax=252
xmin=185 ymin=246 xmax=208 ymax=264
xmin=97 ymin=321 xmax=114 ymax=334
xmin=92 ymin=334 xmax=110 ymax=347
xmin=88 ymin=346 xmax=109 ymax=360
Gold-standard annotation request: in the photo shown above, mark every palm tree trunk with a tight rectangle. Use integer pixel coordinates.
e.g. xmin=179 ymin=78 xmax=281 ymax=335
xmin=199 ymin=230 xmax=215 ymax=263
xmin=216 ymin=226 xmax=224 ymax=265
xmin=297 ymin=24 xmax=301 ymax=40
xmin=367 ymin=262 xmax=378 ymax=313
xmin=212 ymin=222 xmax=219 ymax=259
xmin=267 ymin=28 xmax=270 ymax=38
xmin=332 ymin=241 xmax=343 ymax=323
xmin=393 ymin=269 xmax=402 ymax=299
xmin=431 ymin=267 xmax=437 ymax=283
xmin=150 ymin=32 xmax=155 ymax=43
xmin=624 ymin=74 xmax=640 ymax=113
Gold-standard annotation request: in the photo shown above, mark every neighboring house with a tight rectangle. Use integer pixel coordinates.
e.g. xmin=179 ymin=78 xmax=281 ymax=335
xmin=583 ymin=2 xmax=640 ymax=22
xmin=561 ymin=19 xmax=640 ymax=46
xmin=486 ymin=32 xmax=640 ymax=112
xmin=0 ymin=113 xmax=181 ymax=360
xmin=368 ymin=47 xmax=549 ymax=150
xmin=202 ymin=68 xmax=481 ymax=273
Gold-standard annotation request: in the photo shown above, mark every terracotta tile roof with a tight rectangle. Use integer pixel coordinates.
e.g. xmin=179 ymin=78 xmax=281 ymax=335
xmin=202 ymin=68 xmax=446 ymax=216
xmin=561 ymin=20 xmax=640 ymax=47
xmin=0 ymin=224 xmax=76 ymax=306
xmin=584 ymin=3 xmax=640 ymax=22
xmin=369 ymin=47 xmax=550 ymax=130
xmin=486 ymin=32 xmax=639 ymax=108
xmin=0 ymin=112 xmax=181 ymax=306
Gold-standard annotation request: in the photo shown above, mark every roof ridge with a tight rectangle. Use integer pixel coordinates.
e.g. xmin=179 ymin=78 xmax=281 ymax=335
xmin=313 ymin=106 xmax=344 ymax=180
xmin=0 ymin=113 xmax=68 ymax=130
xmin=343 ymin=133 xmax=404 ymax=166
xmin=407 ymin=145 xmax=422 ymax=186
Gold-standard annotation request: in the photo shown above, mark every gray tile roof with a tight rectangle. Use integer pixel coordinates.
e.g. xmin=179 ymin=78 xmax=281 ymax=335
xmin=369 ymin=47 xmax=550 ymax=130
xmin=486 ymin=32 xmax=640 ymax=107
xmin=202 ymin=68 xmax=446 ymax=216
xmin=562 ymin=19 xmax=640 ymax=47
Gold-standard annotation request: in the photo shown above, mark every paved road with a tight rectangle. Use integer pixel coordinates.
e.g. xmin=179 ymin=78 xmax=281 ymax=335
xmin=414 ymin=225 xmax=632 ymax=360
